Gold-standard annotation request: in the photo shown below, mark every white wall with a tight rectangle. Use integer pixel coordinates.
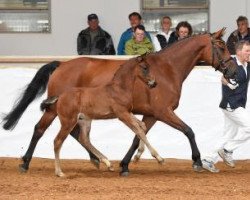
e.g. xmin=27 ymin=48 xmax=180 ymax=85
xmin=210 ymin=0 xmax=250 ymax=40
xmin=0 ymin=0 xmax=249 ymax=56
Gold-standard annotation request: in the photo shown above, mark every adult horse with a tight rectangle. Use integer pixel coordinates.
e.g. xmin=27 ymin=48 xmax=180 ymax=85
xmin=2 ymin=28 xmax=237 ymax=176
xmin=46 ymin=56 xmax=161 ymax=177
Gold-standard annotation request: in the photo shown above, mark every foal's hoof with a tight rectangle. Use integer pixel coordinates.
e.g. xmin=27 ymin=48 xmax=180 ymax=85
xmin=90 ymin=158 xmax=100 ymax=169
xmin=108 ymin=166 xmax=115 ymax=172
xmin=120 ymin=171 xmax=129 ymax=177
xmin=193 ymin=164 xmax=204 ymax=172
xmin=56 ymin=172 xmax=66 ymax=177
xmin=158 ymin=158 xmax=165 ymax=165
xmin=133 ymin=155 xmax=140 ymax=163
xmin=18 ymin=164 xmax=28 ymax=173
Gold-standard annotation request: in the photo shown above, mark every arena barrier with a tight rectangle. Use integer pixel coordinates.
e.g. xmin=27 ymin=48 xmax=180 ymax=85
xmin=0 ymin=55 xmax=210 ymax=69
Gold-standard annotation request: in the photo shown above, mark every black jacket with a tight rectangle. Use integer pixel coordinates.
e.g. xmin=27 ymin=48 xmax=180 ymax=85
xmin=226 ymin=28 xmax=250 ymax=55
xmin=77 ymin=27 xmax=116 ymax=55
xmin=219 ymin=60 xmax=250 ymax=109
xmin=167 ymin=31 xmax=179 ymax=45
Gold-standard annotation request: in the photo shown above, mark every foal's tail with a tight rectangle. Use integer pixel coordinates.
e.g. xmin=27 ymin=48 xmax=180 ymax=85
xmin=2 ymin=61 xmax=61 ymax=130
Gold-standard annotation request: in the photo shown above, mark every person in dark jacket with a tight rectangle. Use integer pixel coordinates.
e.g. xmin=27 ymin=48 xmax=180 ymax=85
xmin=117 ymin=12 xmax=151 ymax=55
xmin=202 ymin=40 xmax=250 ymax=173
xmin=153 ymin=16 xmax=173 ymax=51
xmin=226 ymin=16 xmax=250 ymax=55
xmin=168 ymin=21 xmax=193 ymax=45
xmin=77 ymin=13 xmax=116 ymax=55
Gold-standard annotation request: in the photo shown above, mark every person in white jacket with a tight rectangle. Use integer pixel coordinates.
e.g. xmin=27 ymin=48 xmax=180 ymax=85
xmin=153 ymin=16 xmax=173 ymax=51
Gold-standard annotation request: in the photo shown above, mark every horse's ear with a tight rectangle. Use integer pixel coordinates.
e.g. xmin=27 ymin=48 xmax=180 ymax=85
xmin=212 ymin=27 xmax=227 ymax=39
xmin=137 ymin=55 xmax=143 ymax=62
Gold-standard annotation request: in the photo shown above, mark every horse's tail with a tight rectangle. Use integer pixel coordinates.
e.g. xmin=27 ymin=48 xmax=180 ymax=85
xmin=2 ymin=61 xmax=61 ymax=130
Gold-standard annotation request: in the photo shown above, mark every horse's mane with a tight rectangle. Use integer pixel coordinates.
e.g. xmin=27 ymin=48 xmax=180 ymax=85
xmin=158 ymin=32 xmax=209 ymax=53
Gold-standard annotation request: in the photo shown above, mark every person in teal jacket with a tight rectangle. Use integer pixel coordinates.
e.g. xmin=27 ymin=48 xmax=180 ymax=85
xmin=125 ymin=25 xmax=154 ymax=55
xmin=117 ymin=12 xmax=151 ymax=55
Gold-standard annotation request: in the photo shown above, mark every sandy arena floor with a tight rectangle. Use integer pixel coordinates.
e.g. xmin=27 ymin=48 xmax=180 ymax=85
xmin=0 ymin=158 xmax=250 ymax=200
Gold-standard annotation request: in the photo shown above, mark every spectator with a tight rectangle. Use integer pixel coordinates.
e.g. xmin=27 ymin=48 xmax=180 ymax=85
xmin=153 ymin=16 xmax=173 ymax=51
xmin=227 ymin=16 xmax=250 ymax=55
xmin=117 ymin=12 xmax=151 ymax=55
xmin=202 ymin=41 xmax=250 ymax=173
xmin=168 ymin=21 xmax=193 ymax=45
xmin=125 ymin=25 xmax=154 ymax=55
xmin=77 ymin=13 xmax=116 ymax=55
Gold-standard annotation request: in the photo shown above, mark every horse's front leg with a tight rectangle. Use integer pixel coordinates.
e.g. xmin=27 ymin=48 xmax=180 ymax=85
xmin=158 ymin=109 xmax=203 ymax=172
xmin=133 ymin=140 xmax=145 ymax=162
xmin=119 ymin=112 xmax=164 ymax=175
xmin=19 ymin=110 xmax=56 ymax=173
xmin=120 ymin=116 xmax=156 ymax=176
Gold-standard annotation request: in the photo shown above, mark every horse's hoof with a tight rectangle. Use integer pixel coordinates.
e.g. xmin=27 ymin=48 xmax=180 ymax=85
xmin=193 ymin=164 xmax=204 ymax=172
xmin=133 ymin=155 xmax=140 ymax=163
xmin=120 ymin=171 xmax=129 ymax=177
xmin=158 ymin=158 xmax=165 ymax=165
xmin=108 ymin=166 xmax=115 ymax=172
xmin=90 ymin=159 xmax=100 ymax=169
xmin=56 ymin=172 xmax=66 ymax=177
xmin=18 ymin=164 xmax=28 ymax=173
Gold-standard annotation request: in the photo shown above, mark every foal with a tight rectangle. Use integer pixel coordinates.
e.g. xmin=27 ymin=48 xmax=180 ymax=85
xmin=42 ymin=56 xmax=163 ymax=177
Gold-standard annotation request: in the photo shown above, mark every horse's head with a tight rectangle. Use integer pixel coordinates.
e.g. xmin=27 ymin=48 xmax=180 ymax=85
xmin=210 ymin=28 xmax=237 ymax=79
xmin=136 ymin=55 xmax=157 ymax=88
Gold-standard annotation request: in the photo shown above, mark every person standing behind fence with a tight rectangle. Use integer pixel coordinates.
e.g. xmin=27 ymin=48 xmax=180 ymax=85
xmin=77 ymin=13 xmax=116 ymax=55
xmin=153 ymin=16 xmax=173 ymax=51
xmin=202 ymin=40 xmax=250 ymax=173
xmin=168 ymin=21 xmax=193 ymax=45
xmin=117 ymin=12 xmax=151 ymax=55
xmin=226 ymin=16 xmax=250 ymax=55
xmin=125 ymin=25 xmax=154 ymax=55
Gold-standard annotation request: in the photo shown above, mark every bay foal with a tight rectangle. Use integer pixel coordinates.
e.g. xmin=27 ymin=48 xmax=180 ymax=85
xmin=41 ymin=56 xmax=162 ymax=177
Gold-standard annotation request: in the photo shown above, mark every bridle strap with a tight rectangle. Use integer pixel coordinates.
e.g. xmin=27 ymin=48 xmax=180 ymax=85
xmin=211 ymin=38 xmax=233 ymax=71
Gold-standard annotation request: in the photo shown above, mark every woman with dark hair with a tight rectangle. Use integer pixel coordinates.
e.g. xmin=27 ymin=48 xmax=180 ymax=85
xmin=168 ymin=21 xmax=193 ymax=45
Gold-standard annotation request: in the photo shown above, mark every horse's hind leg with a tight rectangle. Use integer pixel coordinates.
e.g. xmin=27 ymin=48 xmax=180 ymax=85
xmin=159 ymin=109 xmax=202 ymax=172
xmin=120 ymin=116 xmax=157 ymax=176
xmin=19 ymin=110 xmax=56 ymax=173
xmin=77 ymin=115 xmax=114 ymax=171
xmin=119 ymin=113 xmax=164 ymax=164
xmin=69 ymin=125 xmax=100 ymax=168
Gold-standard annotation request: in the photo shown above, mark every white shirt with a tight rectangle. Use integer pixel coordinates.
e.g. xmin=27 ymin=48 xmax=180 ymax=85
xmin=235 ymin=56 xmax=248 ymax=76
xmin=152 ymin=30 xmax=173 ymax=52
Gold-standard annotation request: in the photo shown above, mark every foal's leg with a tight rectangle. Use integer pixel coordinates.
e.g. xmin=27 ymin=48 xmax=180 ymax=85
xmin=77 ymin=117 xmax=114 ymax=171
xmin=120 ymin=116 xmax=157 ymax=176
xmin=19 ymin=110 xmax=57 ymax=172
xmin=133 ymin=140 xmax=145 ymax=162
xmin=118 ymin=113 xmax=164 ymax=164
xmin=130 ymin=118 xmax=145 ymax=162
xmin=158 ymin=109 xmax=202 ymax=172
xmin=69 ymin=125 xmax=100 ymax=168
xmin=54 ymin=124 xmax=75 ymax=177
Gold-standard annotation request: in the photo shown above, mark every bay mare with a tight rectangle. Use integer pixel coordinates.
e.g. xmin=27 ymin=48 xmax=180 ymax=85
xmin=2 ymin=28 xmax=237 ymax=176
xmin=42 ymin=56 xmax=161 ymax=177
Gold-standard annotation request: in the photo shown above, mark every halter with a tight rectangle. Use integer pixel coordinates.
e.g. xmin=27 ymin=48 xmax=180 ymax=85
xmin=211 ymin=38 xmax=234 ymax=72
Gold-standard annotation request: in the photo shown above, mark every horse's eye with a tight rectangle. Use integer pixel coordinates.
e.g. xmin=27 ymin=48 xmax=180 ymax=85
xmin=139 ymin=64 xmax=148 ymax=75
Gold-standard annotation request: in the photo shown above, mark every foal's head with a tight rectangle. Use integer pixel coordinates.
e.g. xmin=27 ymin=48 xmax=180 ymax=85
xmin=208 ymin=28 xmax=237 ymax=79
xmin=135 ymin=55 xmax=157 ymax=88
